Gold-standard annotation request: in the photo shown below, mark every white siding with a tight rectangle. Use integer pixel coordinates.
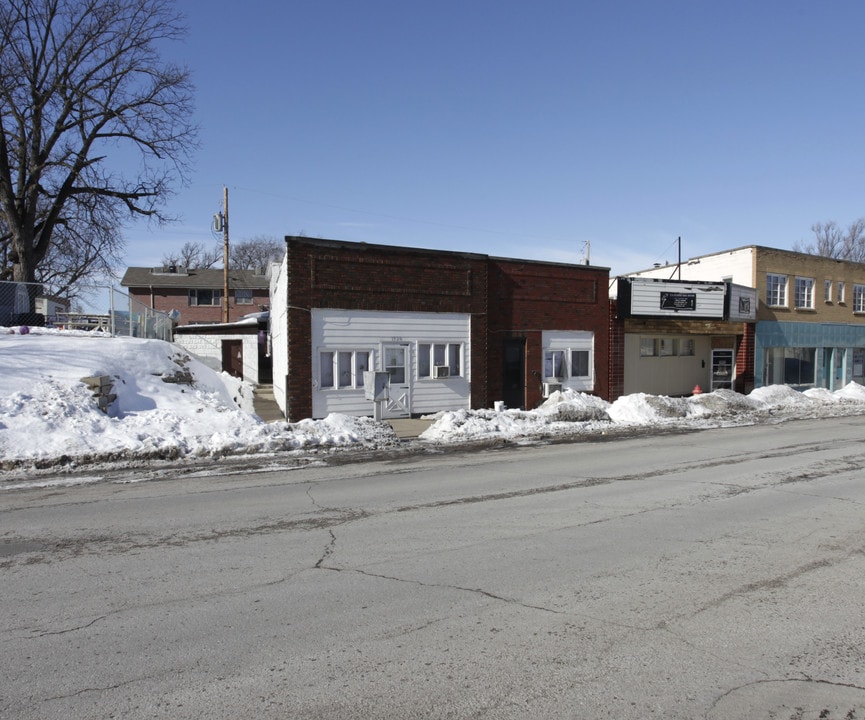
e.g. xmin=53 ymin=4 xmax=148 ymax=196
xmin=624 ymin=333 xmax=712 ymax=396
xmin=312 ymin=309 xmax=471 ymax=418
xmin=629 ymin=279 xmax=726 ymax=319
xmin=174 ymin=332 xmax=259 ymax=384
xmin=269 ymin=256 xmax=289 ymax=416
xmin=542 ymin=330 xmax=595 ymax=392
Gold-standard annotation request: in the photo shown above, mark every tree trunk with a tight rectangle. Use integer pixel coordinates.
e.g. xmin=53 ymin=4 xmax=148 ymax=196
xmin=10 ymin=232 xmax=37 ymax=284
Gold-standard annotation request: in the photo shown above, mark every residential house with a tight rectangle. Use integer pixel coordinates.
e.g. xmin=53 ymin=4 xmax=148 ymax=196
xmin=173 ymin=312 xmax=272 ymax=385
xmin=121 ymin=265 xmax=270 ymax=326
xmin=269 ymin=236 xmax=611 ymax=421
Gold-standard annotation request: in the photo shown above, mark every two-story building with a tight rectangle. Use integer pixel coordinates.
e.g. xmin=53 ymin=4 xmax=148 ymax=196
xmin=121 ymin=265 xmax=270 ymax=326
xmin=627 ymin=245 xmax=865 ymax=391
xmin=269 ymin=236 xmax=611 ymax=421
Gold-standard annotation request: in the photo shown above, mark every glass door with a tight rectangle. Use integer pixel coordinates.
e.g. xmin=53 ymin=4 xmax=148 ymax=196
xmin=382 ymin=344 xmax=411 ymax=418
xmin=711 ymin=349 xmax=734 ymax=391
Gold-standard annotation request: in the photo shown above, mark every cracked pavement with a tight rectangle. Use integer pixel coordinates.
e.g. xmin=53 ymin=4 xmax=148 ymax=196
xmin=2 ymin=416 xmax=865 ymax=719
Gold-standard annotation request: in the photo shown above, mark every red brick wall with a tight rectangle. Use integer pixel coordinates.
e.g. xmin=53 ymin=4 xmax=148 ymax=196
xmin=282 ymin=237 xmax=611 ymax=419
xmin=608 ymin=300 xmax=625 ymax=401
xmin=735 ymin=322 xmax=755 ymax=394
xmin=489 ymin=259 xmax=611 ymax=406
xmin=127 ymin=287 xmax=269 ymax=325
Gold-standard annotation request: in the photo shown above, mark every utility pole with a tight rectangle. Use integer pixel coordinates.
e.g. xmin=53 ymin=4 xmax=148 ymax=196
xmin=222 ymin=186 xmax=230 ymax=323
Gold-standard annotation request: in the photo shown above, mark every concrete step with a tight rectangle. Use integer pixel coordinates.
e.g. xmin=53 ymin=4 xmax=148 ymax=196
xmin=252 ymin=384 xmax=285 ymax=423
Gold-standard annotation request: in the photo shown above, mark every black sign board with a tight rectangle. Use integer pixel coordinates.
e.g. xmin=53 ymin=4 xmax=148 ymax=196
xmin=660 ymin=291 xmax=696 ymax=311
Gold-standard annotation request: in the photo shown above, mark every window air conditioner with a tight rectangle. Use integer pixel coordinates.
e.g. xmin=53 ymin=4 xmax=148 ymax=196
xmin=433 ymin=365 xmax=450 ymax=379
xmin=542 ymin=382 xmax=562 ymax=398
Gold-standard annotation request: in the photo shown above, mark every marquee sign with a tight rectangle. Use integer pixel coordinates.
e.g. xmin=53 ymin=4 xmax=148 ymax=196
xmin=659 ymin=291 xmax=697 ymax=311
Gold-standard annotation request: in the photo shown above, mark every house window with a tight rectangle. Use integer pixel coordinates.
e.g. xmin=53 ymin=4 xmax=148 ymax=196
xmin=680 ymin=338 xmax=695 ymax=356
xmin=766 ymin=274 xmax=787 ymax=307
xmin=571 ymin=350 xmax=590 ymax=377
xmin=838 ymin=282 xmax=846 ymax=303
xmin=825 ymin=280 xmax=832 ymax=303
xmin=541 ymin=332 xmax=594 ymax=389
xmin=319 ymin=350 xmax=371 ymax=390
xmin=418 ymin=343 xmax=462 ymax=378
xmin=794 ymin=277 xmax=814 ymax=309
xmin=544 ymin=350 xmax=566 ymax=380
xmin=544 ymin=348 xmax=592 ymax=378
xmin=854 ymin=285 xmax=865 ymax=313
xmin=189 ymin=289 xmax=223 ymax=306
xmin=235 ymin=288 xmax=253 ymax=305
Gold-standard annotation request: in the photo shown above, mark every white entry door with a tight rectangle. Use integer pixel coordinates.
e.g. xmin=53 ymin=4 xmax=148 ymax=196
xmin=382 ymin=344 xmax=411 ymax=418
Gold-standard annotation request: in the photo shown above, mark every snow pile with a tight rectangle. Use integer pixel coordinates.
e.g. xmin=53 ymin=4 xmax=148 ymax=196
xmin=0 ymin=327 xmax=399 ymax=470
xmin=420 ymin=383 xmax=865 ymax=442
xmin=3 ymin=325 xmax=865 ymax=475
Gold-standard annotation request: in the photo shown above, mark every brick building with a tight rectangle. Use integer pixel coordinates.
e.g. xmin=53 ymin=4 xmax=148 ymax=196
xmin=121 ymin=266 xmax=270 ymax=326
xmin=626 ymin=245 xmax=865 ymax=391
xmin=269 ymin=236 xmax=610 ymax=421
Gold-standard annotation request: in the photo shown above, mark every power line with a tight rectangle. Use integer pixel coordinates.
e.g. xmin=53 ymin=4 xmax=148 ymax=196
xmin=229 ymin=184 xmax=583 ymax=247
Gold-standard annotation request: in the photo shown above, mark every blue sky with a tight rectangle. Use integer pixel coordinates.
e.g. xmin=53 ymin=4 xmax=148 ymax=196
xmin=121 ymin=1 xmax=865 ymax=279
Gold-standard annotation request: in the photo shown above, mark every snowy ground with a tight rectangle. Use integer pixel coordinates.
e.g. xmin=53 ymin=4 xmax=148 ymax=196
xmin=3 ymin=326 xmax=865 ymax=483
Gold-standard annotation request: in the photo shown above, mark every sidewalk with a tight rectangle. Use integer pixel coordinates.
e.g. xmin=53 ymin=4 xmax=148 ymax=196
xmin=386 ymin=418 xmax=434 ymax=439
xmin=252 ymin=386 xmax=432 ymax=438
xmin=251 ymin=384 xmax=284 ymax=423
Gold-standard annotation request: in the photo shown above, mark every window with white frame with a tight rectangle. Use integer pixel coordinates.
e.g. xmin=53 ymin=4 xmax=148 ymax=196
xmin=825 ymin=280 xmax=833 ymax=303
xmin=543 ymin=348 xmax=591 ymax=379
xmin=571 ymin=349 xmax=590 ymax=377
xmin=544 ymin=350 xmax=566 ymax=379
xmin=189 ymin=288 xmax=222 ymax=306
xmin=417 ymin=343 xmax=462 ymax=378
xmin=794 ymin=277 xmax=815 ymax=309
xmin=319 ymin=350 xmax=371 ymax=390
xmin=838 ymin=281 xmax=846 ymax=303
xmin=766 ymin=273 xmax=787 ymax=307
xmin=542 ymin=332 xmax=594 ymax=389
xmin=854 ymin=285 xmax=865 ymax=313
xmin=235 ymin=288 xmax=253 ymax=305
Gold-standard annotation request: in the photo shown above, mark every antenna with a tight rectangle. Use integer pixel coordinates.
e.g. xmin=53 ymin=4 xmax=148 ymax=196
xmin=581 ymin=239 xmax=591 ymax=265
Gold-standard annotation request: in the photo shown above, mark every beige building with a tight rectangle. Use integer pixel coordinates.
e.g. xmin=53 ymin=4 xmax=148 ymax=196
xmin=628 ymin=245 xmax=865 ymax=390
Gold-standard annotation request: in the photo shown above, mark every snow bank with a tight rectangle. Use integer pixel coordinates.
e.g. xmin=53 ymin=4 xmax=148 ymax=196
xmin=0 ymin=327 xmax=399 ymax=470
xmin=3 ymin=326 xmax=865 ymax=473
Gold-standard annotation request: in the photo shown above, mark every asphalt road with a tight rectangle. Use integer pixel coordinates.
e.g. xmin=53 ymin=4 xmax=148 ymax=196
xmin=2 ymin=416 xmax=865 ymax=719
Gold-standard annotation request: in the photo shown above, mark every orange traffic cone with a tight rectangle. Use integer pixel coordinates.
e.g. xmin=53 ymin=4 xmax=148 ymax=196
xmin=692 ymin=384 xmax=703 ymax=395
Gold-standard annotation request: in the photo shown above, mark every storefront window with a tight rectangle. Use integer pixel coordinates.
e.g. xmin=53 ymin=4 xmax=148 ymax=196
xmin=764 ymin=347 xmax=816 ymax=387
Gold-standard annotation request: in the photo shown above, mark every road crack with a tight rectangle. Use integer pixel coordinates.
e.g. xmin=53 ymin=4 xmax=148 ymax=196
xmin=319 ymin=564 xmax=565 ymax=614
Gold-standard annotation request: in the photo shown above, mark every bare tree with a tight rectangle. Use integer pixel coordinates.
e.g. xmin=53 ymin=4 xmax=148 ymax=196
xmin=0 ymin=0 xmax=197 ymax=285
xmin=160 ymin=235 xmax=283 ymax=273
xmin=795 ymin=219 xmax=865 ymax=263
xmin=161 ymin=241 xmax=220 ymax=270
xmin=35 ymin=202 xmax=124 ymax=300
xmin=229 ymin=236 xmax=283 ymax=273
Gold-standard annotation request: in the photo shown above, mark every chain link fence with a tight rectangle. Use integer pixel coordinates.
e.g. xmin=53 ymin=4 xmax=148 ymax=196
xmin=0 ymin=280 xmax=173 ymax=341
